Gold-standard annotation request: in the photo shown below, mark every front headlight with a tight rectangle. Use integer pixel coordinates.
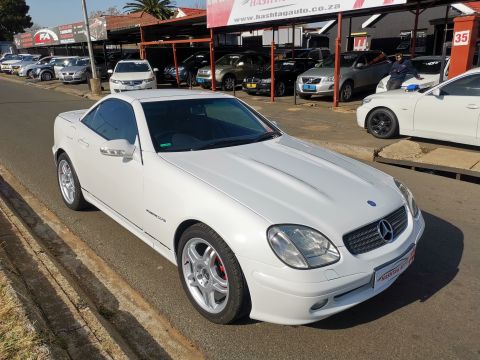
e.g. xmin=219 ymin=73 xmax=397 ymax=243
xmin=297 ymin=76 xmax=303 ymax=84
xmin=143 ymin=77 xmax=155 ymax=83
xmin=267 ymin=225 xmax=340 ymax=269
xmin=324 ymin=76 xmax=334 ymax=83
xmin=110 ymin=79 xmax=120 ymax=84
xmin=261 ymin=78 xmax=271 ymax=84
xmin=394 ymin=179 xmax=419 ymax=217
xmin=377 ymin=81 xmax=385 ymax=89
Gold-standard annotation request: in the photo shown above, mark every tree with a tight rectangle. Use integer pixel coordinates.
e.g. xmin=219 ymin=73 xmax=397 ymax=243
xmin=0 ymin=0 xmax=32 ymax=41
xmin=89 ymin=6 xmax=122 ymax=19
xmin=26 ymin=23 xmax=43 ymax=33
xmin=123 ymin=0 xmax=174 ymax=20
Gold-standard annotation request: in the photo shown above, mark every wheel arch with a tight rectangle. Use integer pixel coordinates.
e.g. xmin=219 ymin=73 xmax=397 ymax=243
xmin=173 ymin=219 xmax=202 ymax=257
xmin=54 ymin=148 xmax=67 ymax=165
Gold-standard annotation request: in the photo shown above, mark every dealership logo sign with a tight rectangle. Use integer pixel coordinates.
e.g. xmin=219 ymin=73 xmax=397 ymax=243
xmin=34 ymin=29 xmax=59 ymax=45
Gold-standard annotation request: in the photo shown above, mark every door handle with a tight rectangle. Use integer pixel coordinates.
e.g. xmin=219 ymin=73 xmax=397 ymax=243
xmin=466 ymin=104 xmax=479 ymax=109
xmin=77 ymin=138 xmax=89 ymax=148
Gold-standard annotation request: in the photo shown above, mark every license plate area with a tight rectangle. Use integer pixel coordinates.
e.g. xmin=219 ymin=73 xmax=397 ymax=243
xmin=303 ymin=84 xmax=316 ymax=91
xmin=196 ymin=77 xmax=205 ymax=83
xmin=246 ymin=83 xmax=257 ymax=88
xmin=374 ymin=244 xmax=416 ymax=289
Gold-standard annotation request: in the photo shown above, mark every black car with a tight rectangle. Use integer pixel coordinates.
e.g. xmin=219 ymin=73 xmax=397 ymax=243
xmin=164 ymin=51 xmax=210 ymax=86
xmin=243 ymin=58 xmax=318 ymax=97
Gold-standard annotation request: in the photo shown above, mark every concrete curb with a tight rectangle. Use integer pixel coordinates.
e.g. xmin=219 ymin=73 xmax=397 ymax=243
xmin=301 ymin=138 xmax=379 ymax=162
xmin=0 ymin=164 xmax=204 ymax=360
xmin=0 ymin=185 xmax=132 ymax=359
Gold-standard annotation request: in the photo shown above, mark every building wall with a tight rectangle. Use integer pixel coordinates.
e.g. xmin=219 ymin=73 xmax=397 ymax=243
xmin=322 ymin=5 xmax=456 ymax=55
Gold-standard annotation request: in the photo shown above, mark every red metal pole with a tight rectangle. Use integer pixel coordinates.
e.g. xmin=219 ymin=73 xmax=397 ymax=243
xmin=140 ymin=26 xmax=145 ymax=60
xmin=411 ymin=5 xmax=420 ymax=58
xmin=333 ymin=12 xmax=342 ymax=107
xmin=210 ymin=28 xmax=216 ymax=92
xmin=173 ymin=43 xmax=180 ymax=86
xmin=271 ymin=28 xmax=276 ymax=102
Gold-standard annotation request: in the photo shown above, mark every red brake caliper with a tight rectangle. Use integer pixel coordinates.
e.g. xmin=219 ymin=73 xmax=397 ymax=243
xmin=215 ymin=256 xmax=227 ymax=280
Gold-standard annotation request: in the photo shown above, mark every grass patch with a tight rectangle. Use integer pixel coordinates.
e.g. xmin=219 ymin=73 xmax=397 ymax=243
xmin=0 ymin=281 xmax=49 ymax=359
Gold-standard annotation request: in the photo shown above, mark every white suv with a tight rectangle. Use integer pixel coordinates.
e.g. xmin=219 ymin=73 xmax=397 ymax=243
xmin=108 ymin=60 xmax=158 ymax=93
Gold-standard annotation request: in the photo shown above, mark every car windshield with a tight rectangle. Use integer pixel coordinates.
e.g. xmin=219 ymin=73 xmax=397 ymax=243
xmin=142 ymin=98 xmax=280 ymax=152
xmin=412 ymin=59 xmax=444 ymax=74
xmin=216 ymin=55 xmax=241 ymax=66
xmin=115 ymin=62 xmax=150 ymax=72
xmin=321 ymin=54 xmax=359 ymax=68
xmin=22 ymin=55 xmax=37 ymax=61
xmin=73 ymin=58 xmax=89 ymax=66
xmin=183 ymin=54 xmax=207 ymax=64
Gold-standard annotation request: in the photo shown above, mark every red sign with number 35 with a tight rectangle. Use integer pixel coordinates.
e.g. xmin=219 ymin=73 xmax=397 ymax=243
xmin=454 ymin=30 xmax=470 ymax=46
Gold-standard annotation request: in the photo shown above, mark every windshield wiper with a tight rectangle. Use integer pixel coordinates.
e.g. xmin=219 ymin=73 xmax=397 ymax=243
xmin=253 ymin=131 xmax=281 ymax=142
xmin=194 ymin=132 xmax=280 ymax=151
xmin=194 ymin=138 xmax=254 ymax=151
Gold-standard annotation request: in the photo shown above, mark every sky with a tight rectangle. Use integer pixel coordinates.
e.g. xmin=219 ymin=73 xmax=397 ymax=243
xmin=26 ymin=0 xmax=204 ymax=27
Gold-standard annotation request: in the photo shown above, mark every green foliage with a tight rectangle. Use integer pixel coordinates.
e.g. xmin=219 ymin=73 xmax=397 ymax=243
xmin=123 ymin=0 xmax=174 ymax=20
xmin=0 ymin=0 xmax=33 ymax=41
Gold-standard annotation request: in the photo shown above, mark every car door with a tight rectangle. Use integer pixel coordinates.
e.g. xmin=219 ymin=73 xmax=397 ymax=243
xmin=364 ymin=52 xmax=390 ymax=85
xmin=352 ymin=54 xmax=369 ymax=88
xmin=74 ymin=99 xmax=144 ymax=228
xmin=413 ymin=73 xmax=480 ymax=144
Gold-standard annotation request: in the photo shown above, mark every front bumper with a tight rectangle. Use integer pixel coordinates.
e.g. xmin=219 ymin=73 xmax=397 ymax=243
xmin=110 ymin=80 xmax=157 ymax=93
xmin=241 ymin=210 xmax=425 ymax=325
xmin=296 ymin=81 xmax=334 ymax=96
xmin=59 ymin=73 xmax=87 ymax=83
xmin=356 ymin=104 xmax=373 ymax=128
xmin=243 ymin=82 xmax=271 ymax=94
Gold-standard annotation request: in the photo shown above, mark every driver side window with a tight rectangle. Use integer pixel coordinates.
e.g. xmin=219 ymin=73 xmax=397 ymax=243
xmin=440 ymin=74 xmax=480 ymax=96
xmin=82 ymin=99 xmax=139 ymax=144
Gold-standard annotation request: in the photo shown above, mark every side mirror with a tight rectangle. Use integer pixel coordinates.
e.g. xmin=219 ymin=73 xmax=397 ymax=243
xmin=153 ymin=68 xmax=159 ymax=72
xmin=356 ymin=63 xmax=365 ymax=69
xmin=107 ymin=69 xmax=113 ymax=74
xmin=100 ymin=139 xmax=135 ymax=159
xmin=431 ymin=88 xmax=441 ymax=97
xmin=237 ymin=61 xmax=245 ymax=67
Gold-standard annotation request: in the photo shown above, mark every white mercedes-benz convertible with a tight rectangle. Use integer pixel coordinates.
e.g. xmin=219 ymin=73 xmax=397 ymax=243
xmin=53 ymin=89 xmax=424 ymax=325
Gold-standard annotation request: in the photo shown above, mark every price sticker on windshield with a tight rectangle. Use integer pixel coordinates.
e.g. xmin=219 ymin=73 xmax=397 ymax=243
xmin=454 ymin=30 xmax=470 ymax=46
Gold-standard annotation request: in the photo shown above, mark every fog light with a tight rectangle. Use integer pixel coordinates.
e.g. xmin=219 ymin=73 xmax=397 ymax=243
xmin=310 ymin=299 xmax=328 ymax=311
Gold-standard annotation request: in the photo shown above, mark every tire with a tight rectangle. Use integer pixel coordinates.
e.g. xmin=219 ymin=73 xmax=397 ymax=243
xmin=340 ymin=80 xmax=354 ymax=102
xmin=177 ymin=223 xmax=250 ymax=324
xmin=275 ymin=81 xmax=286 ymax=97
xmin=299 ymin=93 xmax=312 ymax=100
xmin=222 ymin=75 xmax=236 ymax=91
xmin=26 ymin=69 xmax=32 ymax=78
xmin=366 ymin=108 xmax=399 ymax=139
xmin=57 ymin=153 xmax=88 ymax=210
xmin=200 ymin=84 xmax=209 ymax=89
xmin=41 ymin=71 xmax=53 ymax=81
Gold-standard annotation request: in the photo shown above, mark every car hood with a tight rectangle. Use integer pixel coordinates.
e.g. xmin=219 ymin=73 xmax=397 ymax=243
xmin=2 ymin=59 xmax=22 ymax=65
xmin=368 ymin=88 xmax=424 ymax=100
xmin=110 ymin=72 xmax=152 ymax=81
xmin=161 ymin=135 xmax=404 ymax=245
xmin=379 ymin=73 xmax=440 ymax=88
xmin=14 ymin=60 xmax=36 ymax=67
xmin=61 ymin=65 xmax=87 ymax=73
xmin=300 ymin=67 xmax=347 ymax=78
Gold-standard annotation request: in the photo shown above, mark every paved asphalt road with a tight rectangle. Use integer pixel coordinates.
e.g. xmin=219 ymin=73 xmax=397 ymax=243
xmin=0 ymin=80 xmax=479 ymax=360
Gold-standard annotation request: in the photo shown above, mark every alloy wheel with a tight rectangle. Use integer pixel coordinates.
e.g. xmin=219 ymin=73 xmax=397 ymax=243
xmin=370 ymin=112 xmax=392 ymax=137
xmin=182 ymin=238 xmax=229 ymax=314
xmin=58 ymin=159 xmax=76 ymax=204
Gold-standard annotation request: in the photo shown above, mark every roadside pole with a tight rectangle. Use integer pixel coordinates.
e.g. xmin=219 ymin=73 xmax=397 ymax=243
xmin=81 ymin=0 xmax=101 ymax=95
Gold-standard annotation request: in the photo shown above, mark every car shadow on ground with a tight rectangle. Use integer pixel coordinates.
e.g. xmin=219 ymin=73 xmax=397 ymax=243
xmin=308 ymin=210 xmax=463 ymax=330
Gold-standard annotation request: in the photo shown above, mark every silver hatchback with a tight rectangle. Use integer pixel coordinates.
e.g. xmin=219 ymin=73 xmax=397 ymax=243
xmin=296 ymin=51 xmax=391 ymax=102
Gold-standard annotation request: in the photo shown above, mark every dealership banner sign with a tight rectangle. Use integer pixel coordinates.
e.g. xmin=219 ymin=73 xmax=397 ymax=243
xmin=207 ymin=0 xmax=407 ymax=28
xmin=14 ymin=18 xmax=107 ymax=49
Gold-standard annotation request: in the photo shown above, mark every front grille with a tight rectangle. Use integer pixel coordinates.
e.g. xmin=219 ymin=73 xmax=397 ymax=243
xmin=343 ymin=206 xmax=408 ymax=255
xmin=120 ymin=80 xmax=142 ymax=85
xmin=302 ymin=77 xmax=321 ymax=84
